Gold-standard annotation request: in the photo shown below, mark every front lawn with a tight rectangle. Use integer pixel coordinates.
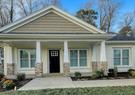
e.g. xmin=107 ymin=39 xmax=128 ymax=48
xmin=1 ymin=86 xmax=135 ymax=95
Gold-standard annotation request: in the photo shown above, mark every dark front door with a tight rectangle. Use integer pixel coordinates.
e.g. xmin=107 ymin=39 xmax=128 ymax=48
xmin=49 ymin=50 xmax=60 ymax=73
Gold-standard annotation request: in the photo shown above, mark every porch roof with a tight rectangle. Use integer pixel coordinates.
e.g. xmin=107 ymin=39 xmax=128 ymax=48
xmin=0 ymin=33 xmax=113 ymax=41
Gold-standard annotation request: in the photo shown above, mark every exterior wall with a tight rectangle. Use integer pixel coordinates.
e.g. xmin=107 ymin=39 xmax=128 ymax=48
xmin=106 ymin=44 xmax=135 ymax=72
xmin=12 ymin=42 xmax=93 ymax=75
xmin=12 ymin=12 xmax=90 ymax=33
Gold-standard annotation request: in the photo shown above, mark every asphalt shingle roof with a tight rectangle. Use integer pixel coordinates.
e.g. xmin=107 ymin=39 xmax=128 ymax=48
xmin=108 ymin=34 xmax=135 ymax=41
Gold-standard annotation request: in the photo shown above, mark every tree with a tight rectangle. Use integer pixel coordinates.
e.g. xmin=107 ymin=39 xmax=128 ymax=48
xmin=76 ymin=9 xmax=98 ymax=27
xmin=119 ymin=12 xmax=135 ymax=35
xmin=17 ymin=0 xmax=61 ymax=17
xmin=98 ymin=0 xmax=120 ymax=32
xmin=119 ymin=26 xmax=132 ymax=35
xmin=0 ymin=0 xmax=13 ymax=27
xmin=10 ymin=0 xmax=14 ymax=22
xmin=17 ymin=0 xmax=33 ymax=16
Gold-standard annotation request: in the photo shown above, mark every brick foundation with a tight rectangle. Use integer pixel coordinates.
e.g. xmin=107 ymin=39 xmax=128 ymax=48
xmin=63 ymin=63 xmax=70 ymax=76
xmin=7 ymin=64 xmax=14 ymax=75
xmin=35 ymin=63 xmax=43 ymax=77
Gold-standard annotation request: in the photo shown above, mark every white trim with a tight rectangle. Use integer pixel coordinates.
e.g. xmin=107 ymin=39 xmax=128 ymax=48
xmin=100 ymin=41 xmax=107 ymax=62
xmin=36 ymin=41 xmax=41 ymax=63
xmin=64 ymin=41 xmax=69 ymax=63
xmin=18 ymin=49 xmax=36 ymax=70
xmin=0 ymin=6 xmax=105 ymax=34
xmin=112 ymin=47 xmax=131 ymax=67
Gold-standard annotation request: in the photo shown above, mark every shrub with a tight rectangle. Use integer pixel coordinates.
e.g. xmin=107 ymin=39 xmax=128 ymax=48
xmin=95 ymin=70 xmax=104 ymax=78
xmin=91 ymin=74 xmax=97 ymax=80
xmin=91 ymin=70 xmax=105 ymax=79
xmin=17 ymin=73 xmax=26 ymax=81
xmin=74 ymin=72 xmax=81 ymax=78
xmin=128 ymin=69 xmax=135 ymax=77
xmin=2 ymin=79 xmax=15 ymax=90
xmin=114 ymin=66 xmax=118 ymax=78
xmin=0 ymin=73 xmax=4 ymax=80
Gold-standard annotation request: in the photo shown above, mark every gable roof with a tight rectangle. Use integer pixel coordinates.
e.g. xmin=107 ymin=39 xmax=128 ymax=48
xmin=0 ymin=6 xmax=105 ymax=34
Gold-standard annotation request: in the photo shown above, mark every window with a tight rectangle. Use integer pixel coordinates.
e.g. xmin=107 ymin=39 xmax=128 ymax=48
xmin=113 ymin=48 xmax=129 ymax=66
xmin=70 ymin=50 xmax=87 ymax=67
xmin=20 ymin=49 xmax=36 ymax=68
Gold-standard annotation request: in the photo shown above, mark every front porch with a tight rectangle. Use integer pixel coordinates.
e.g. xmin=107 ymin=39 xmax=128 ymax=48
xmin=0 ymin=40 xmax=108 ymax=77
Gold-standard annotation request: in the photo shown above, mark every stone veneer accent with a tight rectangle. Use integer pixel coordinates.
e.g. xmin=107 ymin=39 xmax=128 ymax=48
xmin=92 ymin=62 xmax=98 ymax=72
xmin=63 ymin=63 xmax=70 ymax=75
xmin=92 ymin=61 xmax=108 ymax=75
xmin=35 ymin=63 xmax=43 ymax=77
xmin=7 ymin=64 xmax=14 ymax=75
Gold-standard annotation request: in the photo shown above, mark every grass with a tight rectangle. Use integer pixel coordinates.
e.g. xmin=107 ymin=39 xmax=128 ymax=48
xmin=1 ymin=86 xmax=135 ymax=95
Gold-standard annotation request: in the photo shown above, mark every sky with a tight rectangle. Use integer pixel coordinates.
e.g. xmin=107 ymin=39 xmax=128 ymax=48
xmin=60 ymin=0 xmax=135 ymax=32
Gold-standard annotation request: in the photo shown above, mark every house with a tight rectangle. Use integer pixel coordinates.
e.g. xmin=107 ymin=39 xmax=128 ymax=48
xmin=0 ymin=6 xmax=134 ymax=77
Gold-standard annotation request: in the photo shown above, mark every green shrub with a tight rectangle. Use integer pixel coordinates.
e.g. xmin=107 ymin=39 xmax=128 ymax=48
xmin=74 ymin=72 xmax=81 ymax=78
xmin=17 ymin=73 xmax=26 ymax=81
xmin=128 ymin=69 xmax=135 ymax=77
xmin=0 ymin=73 xmax=4 ymax=80
xmin=95 ymin=70 xmax=104 ymax=78
xmin=91 ymin=74 xmax=97 ymax=80
xmin=91 ymin=70 xmax=105 ymax=79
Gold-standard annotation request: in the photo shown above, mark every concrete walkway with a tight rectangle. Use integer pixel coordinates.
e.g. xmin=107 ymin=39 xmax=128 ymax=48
xmin=19 ymin=77 xmax=135 ymax=91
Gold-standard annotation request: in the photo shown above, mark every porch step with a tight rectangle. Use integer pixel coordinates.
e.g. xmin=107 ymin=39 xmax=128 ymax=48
xmin=43 ymin=73 xmax=65 ymax=77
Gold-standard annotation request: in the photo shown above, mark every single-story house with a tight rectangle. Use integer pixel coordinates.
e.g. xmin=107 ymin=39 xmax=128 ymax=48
xmin=0 ymin=6 xmax=134 ymax=77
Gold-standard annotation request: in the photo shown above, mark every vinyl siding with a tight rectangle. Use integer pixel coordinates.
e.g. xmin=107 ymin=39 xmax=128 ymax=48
xmin=12 ymin=12 xmax=90 ymax=33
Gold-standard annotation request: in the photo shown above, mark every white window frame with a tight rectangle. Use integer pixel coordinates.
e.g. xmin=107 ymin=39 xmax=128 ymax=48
xmin=113 ymin=48 xmax=130 ymax=67
xmin=19 ymin=49 xmax=36 ymax=69
xmin=69 ymin=49 xmax=88 ymax=68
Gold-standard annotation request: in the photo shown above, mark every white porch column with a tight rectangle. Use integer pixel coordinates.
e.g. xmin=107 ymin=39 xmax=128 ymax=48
xmin=100 ymin=41 xmax=107 ymax=62
xmin=63 ymin=41 xmax=70 ymax=74
xmin=35 ymin=41 xmax=42 ymax=77
xmin=4 ymin=44 xmax=14 ymax=75
xmin=92 ymin=45 xmax=98 ymax=72
xmin=36 ymin=41 xmax=41 ymax=63
xmin=99 ymin=41 xmax=108 ymax=74
xmin=64 ymin=41 xmax=69 ymax=63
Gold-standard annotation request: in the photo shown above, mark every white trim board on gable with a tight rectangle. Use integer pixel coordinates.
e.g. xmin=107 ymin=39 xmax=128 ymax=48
xmin=0 ymin=6 xmax=106 ymax=34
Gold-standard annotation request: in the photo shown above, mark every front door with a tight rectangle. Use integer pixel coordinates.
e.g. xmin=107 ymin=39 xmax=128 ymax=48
xmin=49 ymin=50 xmax=60 ymax=73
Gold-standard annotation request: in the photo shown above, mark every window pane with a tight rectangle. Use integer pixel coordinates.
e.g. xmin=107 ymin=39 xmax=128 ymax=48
xmin=20 ymin=59 xmax=29 ymax=68
xmin=122 ymin=50 xmax=129 ymax=58
xmin=114 ymin=50 xmax=121 ymax=58
xmin=20 ymin=50 xmax=28 ymax=58
xmin=79 ymin=50 xmax=87 ymax=66
xmin=30 ymin=50 xmax=36 ymax=68
xmin=31 ymin=59 xmax=35 ymax=67
xmin=114 ymin=49 xmax=121 ymax=65
xmin=114 ymin=58 xmax=121 ymax=65
xmin=122 ymin=49 xmax=129 ymax=65
xmin=20 ymin=50 xmax=29 ymax=68
xmin=123 ymin=58 xmax=129 ymax=65
xmin=70 ymin=50 xmax=78 ymax=67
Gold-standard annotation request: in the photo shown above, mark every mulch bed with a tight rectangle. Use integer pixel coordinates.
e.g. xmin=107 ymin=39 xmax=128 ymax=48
xmin=0 ymin=79 xmax=32 ymax=92
xmin=71 ymin=72 xmax=132 ymax=81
